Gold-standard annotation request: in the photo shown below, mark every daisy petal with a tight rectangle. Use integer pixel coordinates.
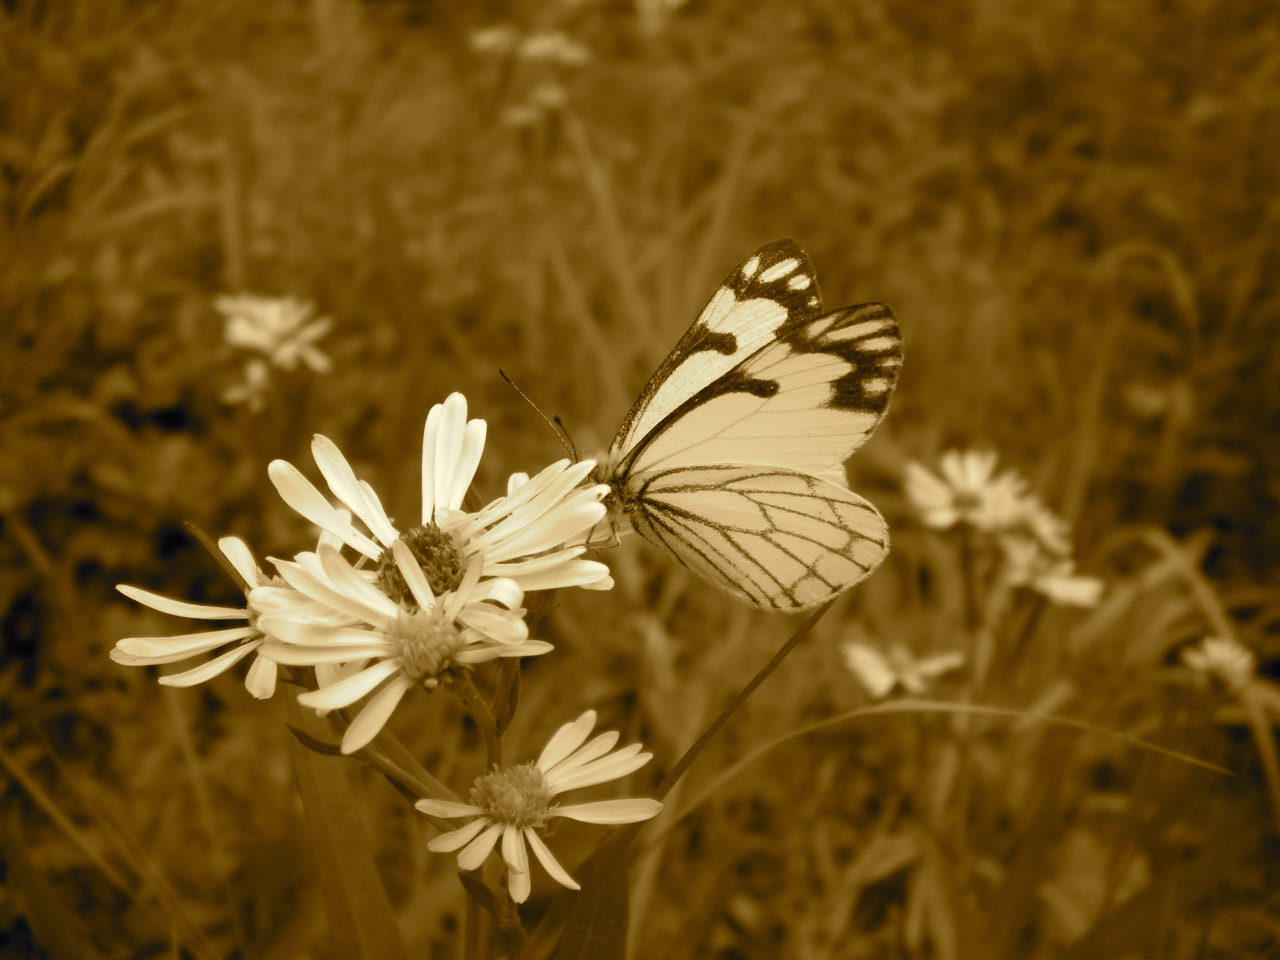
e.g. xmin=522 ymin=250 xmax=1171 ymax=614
xmin=457 ymin=821 xmax=504 ymax=872
xmin=552 ymin=799 xmax=663 ymax=824
xmin=523 ymin=828 xmax=579 ymax=891
xmin=428 ymin=816 xmax=492 ymax=854
xmin=296 ymin=658 xmax=403 ymax=710
xmin=416 ymin=799 xmax=485 ymax=819
xmin=156 ymin=641 xmax=262 ymax=686
xmin=537 ymin=711 xmax=597 ymax=771
xmin=341 ymin=674 xmax=414 ymax=753
xmin=116 ymin=585 xmax=247 ymax=621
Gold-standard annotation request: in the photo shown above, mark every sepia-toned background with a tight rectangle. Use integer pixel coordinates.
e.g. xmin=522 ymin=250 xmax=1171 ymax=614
xmin=3 ymin=0 xmax=1278 ymax=957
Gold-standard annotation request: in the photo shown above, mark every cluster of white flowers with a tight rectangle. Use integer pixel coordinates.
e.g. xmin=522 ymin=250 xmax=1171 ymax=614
xmin=112 ymin=392 xmax=659 ymax=900
xmin=904 ymin=450 xmax=1102 ymax=607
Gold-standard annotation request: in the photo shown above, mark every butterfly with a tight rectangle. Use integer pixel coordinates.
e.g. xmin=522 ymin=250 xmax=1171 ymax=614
xmin=593 ymin=239 xmax=903 ymax=611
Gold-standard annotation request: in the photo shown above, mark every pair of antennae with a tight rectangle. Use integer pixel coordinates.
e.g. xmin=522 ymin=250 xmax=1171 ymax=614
xmin=499 ymin=370 xmax=579 ymax=461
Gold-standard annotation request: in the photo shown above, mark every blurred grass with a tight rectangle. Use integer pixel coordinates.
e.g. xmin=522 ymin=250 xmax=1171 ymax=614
xmin=2 ymin=0 xmax=1278 ymax=957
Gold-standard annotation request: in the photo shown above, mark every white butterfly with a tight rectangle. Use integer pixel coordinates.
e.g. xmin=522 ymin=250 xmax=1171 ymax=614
xmin=593 ymin=239 xmax=903 ymax=611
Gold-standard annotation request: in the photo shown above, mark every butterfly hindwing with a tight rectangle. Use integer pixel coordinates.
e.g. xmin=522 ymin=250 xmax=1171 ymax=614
xmin=619 ymin=302 xmax=902 ymax=485
xmin=627 ymin=465 xmax=890 ymax=610
xmin=610 ymin=239 xmax=825 ymax=463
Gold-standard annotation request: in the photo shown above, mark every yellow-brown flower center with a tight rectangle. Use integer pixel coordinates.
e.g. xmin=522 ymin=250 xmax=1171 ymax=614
xmin=470 ymin=763 xmax=555 ymax=828
xmin=376 ymin=523 xmax=465 ymax=604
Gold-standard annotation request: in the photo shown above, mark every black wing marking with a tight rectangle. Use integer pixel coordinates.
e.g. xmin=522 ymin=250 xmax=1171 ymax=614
xmin=609 ymin=239 xmax=825 ymax=462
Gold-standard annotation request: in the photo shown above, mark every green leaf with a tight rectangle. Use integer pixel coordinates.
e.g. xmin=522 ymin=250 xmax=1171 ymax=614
xmin=287 ymin=700 xmax=410 ymax=960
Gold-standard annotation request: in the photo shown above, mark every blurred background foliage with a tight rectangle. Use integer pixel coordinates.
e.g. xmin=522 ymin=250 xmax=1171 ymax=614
xmin=2 ymin=0 xmax=1278 ymax=956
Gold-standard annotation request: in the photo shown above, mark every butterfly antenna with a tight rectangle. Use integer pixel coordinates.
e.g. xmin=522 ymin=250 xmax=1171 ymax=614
xmin=498 ymin=369 xmax=577 ymax=460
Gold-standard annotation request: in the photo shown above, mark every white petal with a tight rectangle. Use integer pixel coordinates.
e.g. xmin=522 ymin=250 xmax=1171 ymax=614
xmin=549 ymin=730 xmax=620 ymax=776
xmin=244 ymin=654 xmax=279 ymax=699
xmin=547 ymin=746 xmax=651 ymax=793
xmin=552 ymin=799 xmax=663 ymax=824
xmin=503 ymin=825 xmax=531 ymax=903
xmin=341 ymin=675 xmax=413 ymax=754
xmin=448 ymin=419 xmax=487 ymax=510
xmin=155 ymin=641 xmax=261 ymax=686
xmin=217 ymin=537 xmax=260 ymax=586
xmin=116 ymin=584 xmax=247 ymax=621
xmin=392 ymin=540 xmax=435 ymax=609
xmin=260 ymin=640 xmax=392 ymax=665
xmin=456 ymin=604 xmax=528 ymax=643
xmin=317 ymin=545 xmax=399 ymax=621
xmin=113 ymin=627 xmax=257 ymax=662
xmin=428 ymin=816 xmax=491 ymax=853
xmin=421 ymin=403 xmax=443 ymax=522
xmin=311 ymin=435 xmax=399 ymax=546
xmin=842 ymin=643 xmax=896 ymax=699
xmin=416 ymin=799 xmax=485 ymax=819
xmin=469 ymin=577 xmax=524 ymax=610
xmin=508 ymin=559 xmax=612 ymax=592
xmin=431 ymin=394 xmax=467 ymax=519
xmin=457 ymin=821 xmax=503 ymax=871
xmin=296 ymin=658 xmax=402 ymax=710
xmin=268 ymin=460 xmax=383 ymax=559
xmin=537 ymin=710 xmax=597 ymax=772
xmin=523 ymin=828 xmax=579 ymax=891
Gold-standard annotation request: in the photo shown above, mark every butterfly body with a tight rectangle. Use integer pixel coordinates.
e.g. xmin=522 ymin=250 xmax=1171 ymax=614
xmin=595 ymin=240 xmax=902 ymax=610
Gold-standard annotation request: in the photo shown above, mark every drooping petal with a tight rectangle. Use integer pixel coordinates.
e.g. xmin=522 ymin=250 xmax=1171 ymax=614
xmin=243 ymin=654 xmax=279 ymax=699
xmin=457 ymin=821 xmax=504 ymax=871
xmin=296 ymin=658 xmax=403 ymax=710
xmin=428 ymin=816 xmax=492 ymax=853
xmin=502 ymin=825 xmax=531 ymax=903
xmin=341 ymin=674 xmax=414 ymax=753
xmin=260 ymin=640 xmax=392 ymax=665
xmin=155 ymin=641 xmax=262 ymax=686
xmin=523 ymin=828 xmax=580 ymax=891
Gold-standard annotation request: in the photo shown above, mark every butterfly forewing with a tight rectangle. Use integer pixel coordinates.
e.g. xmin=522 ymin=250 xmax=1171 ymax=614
xmin=610 ymin=239 xmax=825 ymax=465
xmin=628 ymin=465 xmax=890 ymax=610
xmin=621 ymin=303 xmax=902 ymax=485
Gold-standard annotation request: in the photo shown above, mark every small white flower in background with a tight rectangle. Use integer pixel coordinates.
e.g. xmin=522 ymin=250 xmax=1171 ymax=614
xmin=217 ymin=294 xmax=332 ymax=373
xmin=904 ymin=450 xmax=1028 ymax=533
xmin=469 ymin=24 xmax=519 ymax=54
xmin=842 ymin=640 xmax=965 ymax=700
xmin=217 ymin=294 xmax=332 ymax=410
xmin=519 ymin=31 xmax=591 ymax=66
xmin=1182 ymin=635 xmax=1256 ymax=695
xmin=268 ymin=392 xmax=613 ymax=598
xmin=417 ymin=710 xmax=662 ymax=903
xmin=1000 ymin=535 xmax=1104 ymax=607
xmin=112 ymin=537 xmax=292 ymax=699
xmin=259 ymin=543 xmax=545 ymax=754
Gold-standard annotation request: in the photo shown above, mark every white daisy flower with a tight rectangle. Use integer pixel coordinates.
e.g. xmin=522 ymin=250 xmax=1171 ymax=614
xmin=904 ymin=450 xmax=1029 ymax=533
xmin=1000 ymin=535 xmax=1103 ymax=607
xmin=417 ymin=710 xmax=662 ymax=904
xmin=257 ymin=542 xmax=547 ymax=754
xmin=112 ymin=537 xmax=300 ymax=699
xmin=841 ymin=640 xmax=965 ymax=700
xmin=1182 ymin=635 xmax=1256 ymax=695
xmin=268 ymin=392 xmax=612 ymax=601
xmin=217 ymin=294 xmax=332 ymax=374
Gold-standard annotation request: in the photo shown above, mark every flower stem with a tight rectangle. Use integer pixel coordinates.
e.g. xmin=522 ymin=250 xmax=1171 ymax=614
xmin=452 ymin=672 xmax=501 ymax=768
xmin=651 ymin=599 xmax=835 ymax=803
